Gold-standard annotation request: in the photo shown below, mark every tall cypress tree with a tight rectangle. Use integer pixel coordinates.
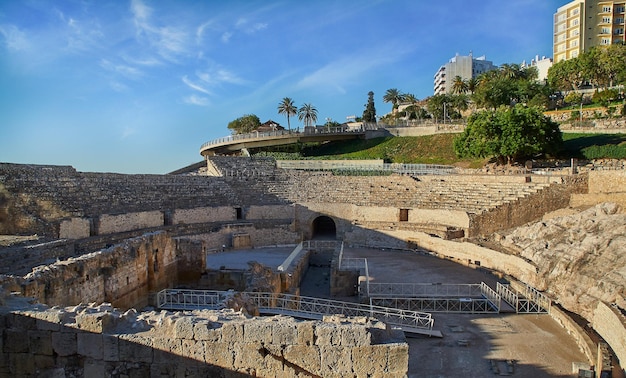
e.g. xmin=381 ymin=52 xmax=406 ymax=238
xmin=362 ymin=91 xmax=377 ymax=123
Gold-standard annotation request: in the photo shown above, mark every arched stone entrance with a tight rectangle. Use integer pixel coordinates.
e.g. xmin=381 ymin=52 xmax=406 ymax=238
xmin=311 ymin=216 xmax=337 ymax=239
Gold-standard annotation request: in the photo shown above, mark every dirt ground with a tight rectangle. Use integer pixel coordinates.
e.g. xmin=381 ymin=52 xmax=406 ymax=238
xmin=300 ymin=246 xmax=592 ymax=378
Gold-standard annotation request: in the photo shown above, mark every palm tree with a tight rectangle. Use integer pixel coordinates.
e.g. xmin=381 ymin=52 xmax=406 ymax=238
xmin=451 ymin=76 xmax=468 ymax=94
xmin=277 ymin=97 xmax=297 ymax=131
xmin=467 ymin=77 xmax=479 ymax=94
xmin=383 ymin=88 xmax=403 ymax=111
xmin=298 ymin=103 xmax=318 ymax=127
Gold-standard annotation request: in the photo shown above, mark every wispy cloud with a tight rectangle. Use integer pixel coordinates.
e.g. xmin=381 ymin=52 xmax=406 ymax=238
xmin=221 ymin=31 xmax=232 ymax=43
xmin=130 ymin=0 xmax=190 ymax=62
xmin=235 ymin=18 xmax=267 ymax=34
xmin=100 ymin=59 xmax=144 ymax=80
xmin=182 ymin=75 xmax=212 ymax=95
xmin=183 ymin=94 xmax=210 ymax=106
xmin=0 ymin=24 xmax=31 ymax=51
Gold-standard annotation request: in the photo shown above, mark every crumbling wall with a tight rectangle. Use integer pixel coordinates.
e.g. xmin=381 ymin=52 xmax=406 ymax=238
xmin=3 ymin=232 xmax=177 ymax=309
xmin=0 ymin=302 xmax=408 ymax=377
xmin=469 ymin=174 xmax=588 ymax=236
xmin=171 ymin=206 xmax=234 ymax=224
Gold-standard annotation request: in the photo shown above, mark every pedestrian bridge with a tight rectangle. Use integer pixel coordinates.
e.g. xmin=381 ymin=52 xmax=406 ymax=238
xmin=156 ymin=289 xmax=442 ymax=337
xmin=199 ymin=127 xmax=367 ymax=156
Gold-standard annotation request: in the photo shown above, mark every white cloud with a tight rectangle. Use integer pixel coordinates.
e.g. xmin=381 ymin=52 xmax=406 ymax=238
xmin=100 ymin=59 xmax=144 ymax=80
xmin=183 ymin=94 xmax=210 ymax=106
xmin=109 ymin=81 xmax=130 ymax=92
xmin=0 ymin=24 xmax=31 ymax=51
xmin=130 ymin=0 xmax=190 ymax=61
xmin=221 ymin=31 xmax=232 ymax=43
xmin=182 ymin=75 xmax=212 ymax=95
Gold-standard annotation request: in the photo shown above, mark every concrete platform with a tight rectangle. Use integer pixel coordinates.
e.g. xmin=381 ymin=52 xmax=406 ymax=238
xmin=205 ymin=247 xmax=294 ymax=270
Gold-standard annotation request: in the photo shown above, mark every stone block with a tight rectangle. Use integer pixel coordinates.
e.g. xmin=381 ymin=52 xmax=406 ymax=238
xmin=35 ymin=311 xmax=63 ymax=331
xmin=4 ymin=328 xmax=29 ymax=353
xmin=243 ymin=321 xmax=272 ymax=344
xmin=296 ymin=321 xmax=315 ymax=346
xmin=118 ymin=334 xmax=153 ymax=363
xmin=52 ymin=332 xmax=77 ymax=356
xmin=220 ymin=322 xmax=244 ymax=344
xmin=386 ymin=343 xmax=409 ymax=374
xmin=77 ymin=332 xmax=103 ymax=359
xmin=341 ymin=325 xmax=370 ymax=347
xmin=34 ymin=354 xmax=56 ymax=370
xmin=84 ymin=359 xmax=105 ymax=377
xmin=319 ymin=345 xmax=352 ymax=377
xmin=182 ymin=339 xmax=205 ymax=362
xmin=10 ymin=353 xmax=35 ymax=375
xmin=28 ymin=330 xmax=53 ymax=355
xmin=283 ymin=345 xmax=321 ymax=374
xmin=272 ymin=322 xmax=296 ymax=346
xmin=193 ymin=321 xmax=220 ymax=342
xmin=233 ymin=342 xmax=267 ymax=372
xmin=314 ymin=323 xmax=341 ymax=346
xmin=174 ymin=317 xmax=195 ymax=339
xmin=203 ymin=342 xmax=234 ymax=368
xmin=75 ymin=312 xmax=115 ymax=333
xmin=6 ymin=313 xmax=36 ymax=330
xmin=103 ymin=334 xmax=119 ymax=362
xmin=352 ymin=345 xmax=387 ymax=376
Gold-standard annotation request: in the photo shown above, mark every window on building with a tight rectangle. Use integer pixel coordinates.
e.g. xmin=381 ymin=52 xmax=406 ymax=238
xmin=615 ymin=28 xmax=624 ymax=35
xmin=571 ymin=51 xmax=579 ymax=58
xmin=601 ymin=38 xmax=611 ymax=45
xmin=601 ymin=27 xmax=611 ymax=34
xmin=570 ymin=40 xmax=578 ymax=47
xmin=616 ymin=18 xmax=625 ymax=24
xmin=603 ymin=16 xmax=612 ymax=24
xmin=572 ymin=8 xmax=579 ymax=16
xmin=616 ymin=6 xmax=625 ymax=13
xmin=571 ymin=19 xmax=579 ymax=26
xmin=603 ymin=6 xmax=612 ymax=13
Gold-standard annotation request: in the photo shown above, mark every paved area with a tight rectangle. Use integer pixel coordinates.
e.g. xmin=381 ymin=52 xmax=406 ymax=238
xmin=205 ymin=245 xmax=592 ymax=377
xmin=310 ymin=246 xmax=591 ymax=378
xmin=205 ymin=246 xmax=294 ymax=270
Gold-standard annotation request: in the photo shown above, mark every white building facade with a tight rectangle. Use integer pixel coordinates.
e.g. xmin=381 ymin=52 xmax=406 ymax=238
xmin=433 ymin=53 xmax=497 ymax=95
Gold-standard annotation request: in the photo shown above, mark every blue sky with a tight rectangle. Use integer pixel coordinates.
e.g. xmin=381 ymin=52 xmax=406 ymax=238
xmin=1 ymin=0 xmax=564 ymax=174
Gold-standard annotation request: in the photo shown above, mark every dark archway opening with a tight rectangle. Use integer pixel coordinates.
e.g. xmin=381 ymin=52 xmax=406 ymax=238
xmin=312 ymin=216 xmax=337 ymax=240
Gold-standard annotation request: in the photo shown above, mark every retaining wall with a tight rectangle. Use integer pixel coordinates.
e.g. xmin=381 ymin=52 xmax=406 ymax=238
xmin=592 ymin=301 xmax=626 ymax=371
xmin=0 ymin=303 xmax=408 ymax=377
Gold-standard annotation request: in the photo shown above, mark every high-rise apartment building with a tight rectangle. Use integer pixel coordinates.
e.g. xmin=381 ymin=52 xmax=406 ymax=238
xmin=554 ymin=0 xmax=626 ymax=62
xmin=433 ymin=53 xmax=497 ymax=95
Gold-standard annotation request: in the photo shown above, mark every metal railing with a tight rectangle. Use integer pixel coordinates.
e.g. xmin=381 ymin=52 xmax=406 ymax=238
xmin=365 ymin=283 xmax=483 ymax=298
xmin=496 ymin=282 xmax=551 ymax=314
xmin=156 ymin=289 xmax=435 ymax=331
xmin=369 ymin=297 xmax=498 ymax=314
xmin=200 ymin=127 xmax=366 ymax=151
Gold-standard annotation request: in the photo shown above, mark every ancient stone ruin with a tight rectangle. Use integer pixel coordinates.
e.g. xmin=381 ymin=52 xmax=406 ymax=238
xmin=0 ymin=159 xmax=625 ymax=376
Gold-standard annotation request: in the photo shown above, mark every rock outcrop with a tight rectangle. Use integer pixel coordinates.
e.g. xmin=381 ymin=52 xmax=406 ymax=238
xmin=498 ymin=202 xmax=626 ymax=319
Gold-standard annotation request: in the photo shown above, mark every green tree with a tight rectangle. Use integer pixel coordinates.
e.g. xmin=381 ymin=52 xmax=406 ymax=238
xmin=467 ymin=77 xmax=479 ymax=94
xmin=362 ymin=91 xmax=377 ymax=123
xmin=383 ymin=88 xmax=403 ymax=111
xmin=454 ymin=105 xmax=562 ymax=164
xmin=451 ymin=76 xmax=468 ymax=94
xmin=277 ymin=97 xmax=297 ymax=131
xmin=227 ymin=114 xmax=261 ymax=134
xmin=298 ymin=103 xmax=318 ymax=127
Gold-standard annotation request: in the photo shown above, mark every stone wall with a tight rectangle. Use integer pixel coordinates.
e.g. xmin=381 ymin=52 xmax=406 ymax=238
xmin=592 ymin=301 xmax=626 ymax=370
xmin=97 ymin=211 xmax=164 ymax=235
xmin=469 ymin=174 xmax=588 ymax=236
xmin=172 ymin=206 xmax=234 ymax=225
xmin=0 ymin=302 xmax=408 ymax=377
xmin=1 ymin=232 xmax=177 ymax=309
xmin=549 ymin=305 xmax=596 ymax=365
xmin=588 ymin=170 xmax=626 ymax=194
xmin=59 ymin=217 xmax=91 ymax=239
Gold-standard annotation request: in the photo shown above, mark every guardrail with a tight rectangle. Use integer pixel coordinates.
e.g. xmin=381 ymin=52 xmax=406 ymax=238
xmin=496 ymin=282 xmax=550 ymax=314
xmin=365 ymin=283 xmax=483 ymax=298
xmin=156 ymin=289 xmax=435 ymax=332
xmin=369 ymin=297 xmax=498 ymax=314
